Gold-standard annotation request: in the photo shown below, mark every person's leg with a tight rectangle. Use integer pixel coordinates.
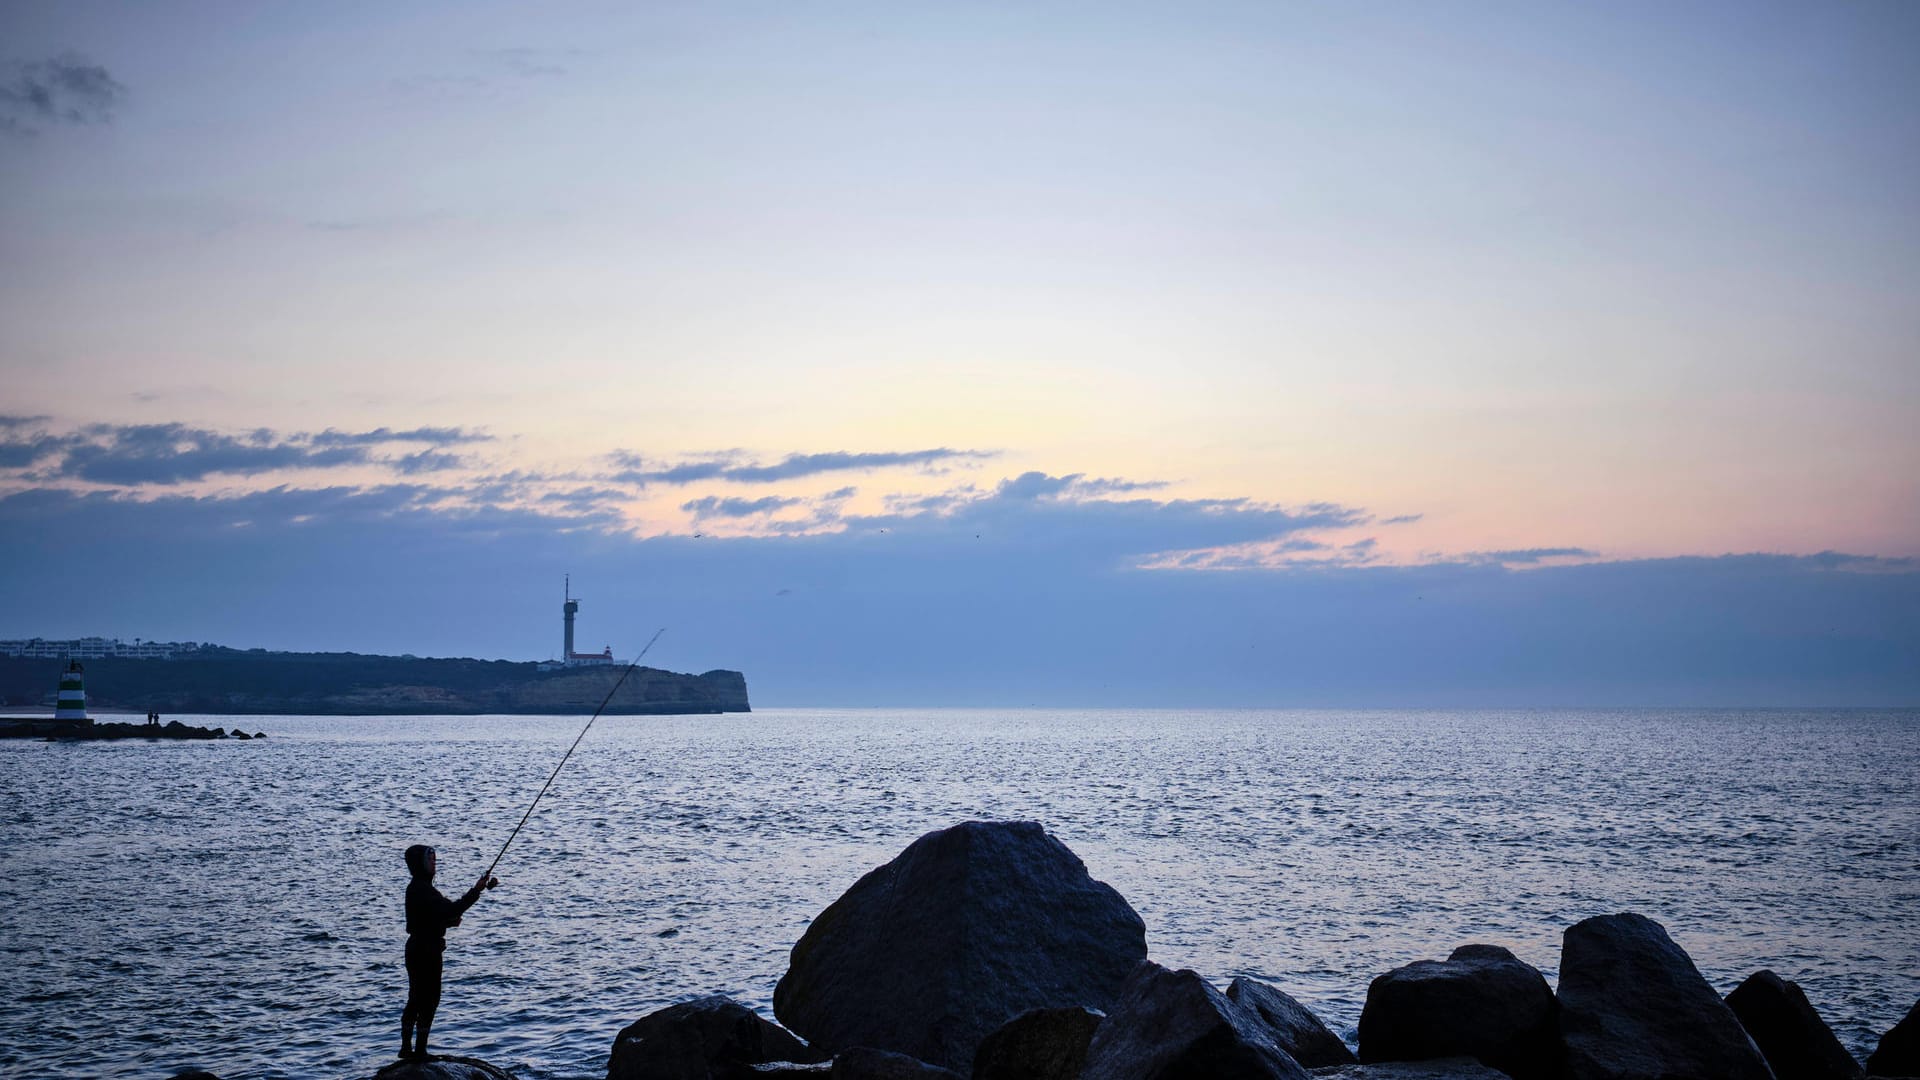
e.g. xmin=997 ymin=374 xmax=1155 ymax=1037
xmin=412 ymin=951 xmax=443 ymax=1058
xmin=402 ymin=940 xmax=422 ymax=1057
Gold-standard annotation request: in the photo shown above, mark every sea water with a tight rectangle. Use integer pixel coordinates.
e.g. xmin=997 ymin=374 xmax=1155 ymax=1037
xmin=0 ymin=708 xmax=1914 ymax=1079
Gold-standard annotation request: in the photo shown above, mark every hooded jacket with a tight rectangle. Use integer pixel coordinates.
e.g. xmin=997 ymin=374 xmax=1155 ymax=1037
xmin=404 ymin=844 xmax=483 ymax=945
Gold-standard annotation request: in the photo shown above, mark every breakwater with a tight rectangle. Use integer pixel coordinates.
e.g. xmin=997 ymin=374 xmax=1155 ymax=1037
xmin=0 ymin=650 xmax=749 ymax=715
xmin=0 ymin=716 xmax=251 ymax=740
xmin=214 ymin=822 xmax=1920 ymax=1079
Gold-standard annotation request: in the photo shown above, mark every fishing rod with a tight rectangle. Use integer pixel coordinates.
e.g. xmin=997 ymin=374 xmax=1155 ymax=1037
xmin=483 ymin=627 xmax=667 ymax=882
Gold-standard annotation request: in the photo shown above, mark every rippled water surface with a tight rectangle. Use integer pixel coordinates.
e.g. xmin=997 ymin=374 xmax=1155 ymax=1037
xmin=1 ymin=708 xmax=1916 ymax=1079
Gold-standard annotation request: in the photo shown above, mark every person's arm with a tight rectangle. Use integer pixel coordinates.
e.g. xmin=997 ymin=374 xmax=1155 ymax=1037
xmin=440 ymin=873 xmax=498 ymax=927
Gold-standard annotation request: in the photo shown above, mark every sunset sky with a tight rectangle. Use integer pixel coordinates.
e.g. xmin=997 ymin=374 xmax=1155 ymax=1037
xmin=3 ymin=2 xmax=1915 ymax=703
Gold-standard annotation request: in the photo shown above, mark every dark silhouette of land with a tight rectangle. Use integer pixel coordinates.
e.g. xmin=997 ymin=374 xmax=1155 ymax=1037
xmin=0 ymin=650 xmax=749 ymax=715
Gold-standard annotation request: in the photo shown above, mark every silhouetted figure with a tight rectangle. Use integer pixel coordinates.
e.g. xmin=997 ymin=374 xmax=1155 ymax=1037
xmin=400 ymin=844 xmax=497 ymax=1060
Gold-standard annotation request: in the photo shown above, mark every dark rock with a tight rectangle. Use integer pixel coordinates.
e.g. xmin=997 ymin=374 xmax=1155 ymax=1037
xmin=1079 ymin=961 xmax=1311 ymax=1080
xmin=253 ymin=731 xmax=267 ymax=738
xmin=609 ymin=995 xmax=825 ymax=1080
xmin=232 ymin=730 xmax=252 ymax=739
xmin=1356 ymin=944 xmax=1558 ymax=1080
xmin=973 ymin=1005 xmax=1104 ymax=1080
xmin=743 ymin=1065 xmax=831 ymax=1078
xmin=773 ymin=821 xmax=1146 ymax=1073
xmin=1556 ymin=913 xmax=1772 ymax=1080
xmin=371 ymin=1055 xmax=516 ymax=1080
xmin=170 ymin=1072 xmax=223 ymax=1080
xmin=829 ymin=1047 xmax=963 ymax=1079
xmin=1725 ymin=970 xmax=1861 ymax=1080
xmin=1310 ymin=1060 xmax=1511 ymax=1078
xmin=1867 ymin=997 xmax=1920 ymax=1078
xmin=1228 ymin=977 xmax=1358 ymax=1068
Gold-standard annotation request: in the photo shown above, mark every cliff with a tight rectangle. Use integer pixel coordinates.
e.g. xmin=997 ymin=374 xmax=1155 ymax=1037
xmin=0 ymin=650 xmax=749 ymax=715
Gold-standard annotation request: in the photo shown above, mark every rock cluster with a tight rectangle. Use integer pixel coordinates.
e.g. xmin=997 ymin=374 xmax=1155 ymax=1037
xmin=335 ymin=819 xmax=1910 ymax=1080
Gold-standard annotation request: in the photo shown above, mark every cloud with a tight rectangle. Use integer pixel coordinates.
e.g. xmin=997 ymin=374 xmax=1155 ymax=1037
xmin=1458 ymin=547 xmax=1600 ymax=566
xmin=682 ymin=494 xmax=806 ymax=519
xmin=611 ymin=448 xmax=995 ymax=486
xmin=1140 ymin=535 xmax=1346 ymax=571
xmin=0 ymin=422 xmax=491 ymax=485
xmin=0 ymin=430 xmax=76 ymax=469
xmin=393 ymin=449 xmax=467 ymax=475
xmin=1799 ymin=550 xmax=1918 ymax=573
xmin=1 ymin=483 xmax=1914 ymax=706
xmin=995 ymin=471 xmax=1168 ymax=500
xmin=840 ymin=471 xmax=1365 ymax=569
xmin=1 ymin=53 xmax=127 ymax=137
xmin=539 ymin=486 xmax=628 ymax=513
xmin=309 ymin=426 xmax=489 ymax=447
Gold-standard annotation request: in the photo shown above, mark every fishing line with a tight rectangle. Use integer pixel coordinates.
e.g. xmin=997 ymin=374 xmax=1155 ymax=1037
xmin=484 ymin=626 xmax=667 ymax=881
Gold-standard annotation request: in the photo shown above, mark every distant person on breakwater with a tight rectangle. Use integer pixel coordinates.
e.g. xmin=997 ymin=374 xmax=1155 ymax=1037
xmin=401 ymin=844 xmax=497 ymax=1060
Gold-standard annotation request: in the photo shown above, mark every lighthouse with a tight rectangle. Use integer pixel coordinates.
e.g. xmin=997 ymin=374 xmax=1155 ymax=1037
xmin=551 ymin=575 xmax=616 ymax=667
xmin=563 ymin=575 xmax=578 ymax=661
xmin=54 ymin=660 xmax=90 ymax=724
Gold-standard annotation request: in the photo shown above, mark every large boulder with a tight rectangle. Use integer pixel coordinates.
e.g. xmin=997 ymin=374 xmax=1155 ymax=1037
xmin=609 ymin=995 xmax=825 ymax=1080
xmin=1226 ymin=977 xmax=1357 ymax=1068
xmin=973 ymin=1006 xmax=1104 ymax=1080
xmin=371 ymin=1056 xmax=516 ymax=1080
xmin=1724 ymin=971 xmax=1861 ymax=1080
xmin=1356 ymin=944 xmax=1559 ymax=1080
xmin=773 ymin=821 xmax=1146 ymax=1073
xmin=829 ymin=1047 xmax=962 ymax=1079
xmin=1867 ymin=997 xmax=1920 ymax=1078
xmin=1079 ymin=961 xmax=1311 ymax=1080
xmin=1556 ymin=913 xmax=1772 ymax=1080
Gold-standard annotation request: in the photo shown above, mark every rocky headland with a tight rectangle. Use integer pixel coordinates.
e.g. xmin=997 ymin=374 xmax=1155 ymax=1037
xmin=175 ymin=820 xmax=1920 ymax=1080
xmin=0 ymin=651 xmax=749 ymax=715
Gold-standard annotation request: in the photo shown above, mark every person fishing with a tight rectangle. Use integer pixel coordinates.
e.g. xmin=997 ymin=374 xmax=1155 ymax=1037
xmin=393 ymin=628 xmax=663 ymax=1061
xmin=400 ymin=844 xmax=498 ymax=1060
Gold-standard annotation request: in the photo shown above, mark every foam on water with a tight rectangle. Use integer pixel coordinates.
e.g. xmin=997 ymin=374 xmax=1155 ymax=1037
xmin=0 ymin=708 xmax=1915 ymax=1079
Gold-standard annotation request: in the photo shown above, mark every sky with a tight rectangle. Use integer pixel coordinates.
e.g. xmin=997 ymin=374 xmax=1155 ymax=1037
xmin=1 ymin=2 xmax=1916 ymax=704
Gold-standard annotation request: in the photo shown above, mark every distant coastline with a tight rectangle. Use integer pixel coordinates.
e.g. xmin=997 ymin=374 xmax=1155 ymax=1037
xmin=0 ymin=649 xmax=749 ymax=716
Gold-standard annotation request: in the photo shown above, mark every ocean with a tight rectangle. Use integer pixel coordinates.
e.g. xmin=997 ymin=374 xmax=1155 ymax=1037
xmin=1 ymin=708 xmax=1914 ymax=1079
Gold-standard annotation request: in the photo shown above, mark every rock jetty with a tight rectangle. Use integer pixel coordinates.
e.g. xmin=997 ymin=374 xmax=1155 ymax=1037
xmin=0 ymin=716 xmax=248 ymax=740
xmin=330 ymin=820 xmax=1912 ymax=1080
